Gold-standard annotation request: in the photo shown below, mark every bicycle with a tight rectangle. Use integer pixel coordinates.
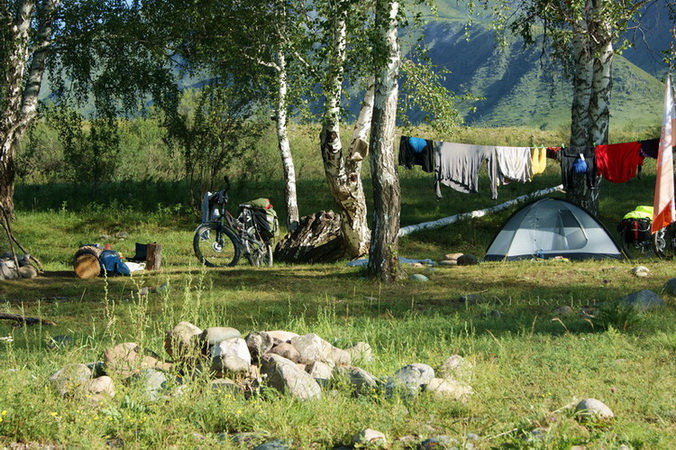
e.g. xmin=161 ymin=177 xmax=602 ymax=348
xmin=617 ymin=216 xmax=655 ymax=259
xmin=193 ymin=178 xmax=274 ymax=267
xmin=653 ymin=222 xmax=676 ymax=258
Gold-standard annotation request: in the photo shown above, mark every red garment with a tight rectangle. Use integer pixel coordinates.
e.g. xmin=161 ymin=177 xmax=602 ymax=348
xmin=595 ymin=142 xmax=644 ymax=183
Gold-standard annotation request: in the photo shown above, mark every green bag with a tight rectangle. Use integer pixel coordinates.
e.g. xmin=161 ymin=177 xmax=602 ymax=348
xmin=240 ymin=198 xmax=279 ymax=240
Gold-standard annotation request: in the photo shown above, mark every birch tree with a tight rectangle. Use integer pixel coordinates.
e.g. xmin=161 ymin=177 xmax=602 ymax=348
xmin=0 ymin=0 xmax=58 ymax=216
xmin=506 ymin=0 xmax=651 ymax=214
xmin=367 ymin=0 xmax=402 ymax=282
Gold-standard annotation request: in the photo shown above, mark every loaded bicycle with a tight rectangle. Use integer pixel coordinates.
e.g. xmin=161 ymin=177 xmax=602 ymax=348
xmin=193 ymin=178 xmax=279 ymax=267
xmin=617 ymin=205 xmax=676 ymax=259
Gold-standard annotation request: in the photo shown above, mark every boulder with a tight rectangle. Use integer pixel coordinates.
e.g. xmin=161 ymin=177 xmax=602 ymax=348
xmin=48 ymin=364 xmax=92 ymax=397
xmin=260 ymin=354 xmax=322 ymax=400
xmin=269 ymin=342 xmax=301 ymax=363
xmin=333 ymin=366 xmax=380 ymax=393
xmin=425 ymin=378 xmax=473 ymax=403
xmin=86 ymin=376 xmax=116 ymax=402
xmin=199 ymin=327 xmax=241 ymax=351
xmin=389 ymin=363 xmax=435 ymax=396
xmin=345 ymin=342 xmax=374 ymax=365
xmin=19 ymin=265 xmax=38 ymax=279
xmin=103 ymin=342 xmax=171 ymax=379
xmin=436 ymin=355 xmax=473 ymax=383
xmin=211 ymin=378 xmax=243 ymax=395
xmin=211 ymin=338 xmax=251 ymax=375
xmin=664 ymin=278 xmax=676 ymax=295
xmin=265 ymin=330 xmax=299 ymax=345
xmin=352 ymin=429 xmax=386 ymax=447
xmin=409 ymin=274 xmax=429 ymax=282
xmin=457 ymin=254 xmax=479 ymax=266
xmin=618 ymin=290 xmax=665 ymax=311
xmin=129 ymin=368 xmax=169 ymax=401
xmin=245 ymin=331 xmax=274 ymax=363
xmin=164 ymin=322 xmax=202 ymax=360
xmin=443 ymin=253 xmax=464 ymax=261
xmin=575 ymin=398 xmax=614 ymax=421
xmin=290 ymin=333 xmax=332 ymax=364
xmin=552 ymin=306 xmax=575 ymax=316
xmin=305 ymin=361 xmax=334 ymax=387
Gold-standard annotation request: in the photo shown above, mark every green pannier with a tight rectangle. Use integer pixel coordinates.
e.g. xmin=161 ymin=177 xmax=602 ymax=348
xmin=239 ymin=198 xmax=279 ymax=241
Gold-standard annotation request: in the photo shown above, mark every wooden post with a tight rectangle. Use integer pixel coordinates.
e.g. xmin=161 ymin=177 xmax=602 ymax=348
xmin=146 ymin=243 xmax=161 ymax=270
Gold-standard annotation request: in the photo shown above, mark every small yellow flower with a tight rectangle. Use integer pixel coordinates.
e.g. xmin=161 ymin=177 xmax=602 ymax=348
xmin=0 ymin=417 xmax=3 ymax=423
xmin=50 ymin=412 xmax=58 ymax=417
xmin=1 ymin=410 xmax=7 ymax=415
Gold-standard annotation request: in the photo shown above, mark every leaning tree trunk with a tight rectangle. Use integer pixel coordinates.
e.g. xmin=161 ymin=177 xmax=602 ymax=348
xmin=0 ymin=0 xmax=58 ymax=217
xmin=367 ymin=0 xmax=401 ymax=283
xmin=319 ymin=1 xmax=371 ymax=258
xmin=273 ymin=47 xmax=300 ymax=230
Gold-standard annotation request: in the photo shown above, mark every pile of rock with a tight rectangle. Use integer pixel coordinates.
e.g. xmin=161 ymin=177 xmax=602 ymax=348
xmin=48 ymin=322 xmax=474 ymax=405
xmin=0 ymin=252 xmax=37 ymax=280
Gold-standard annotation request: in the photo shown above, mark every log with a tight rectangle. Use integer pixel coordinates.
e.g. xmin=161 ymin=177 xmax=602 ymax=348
xmin=146 ymin=243 xmax=161 ymax=270
xmin=73 ymin=245 xmax=102 ymax=279
xmin=273 ymin=211 xmax=345 ymax=263
xmin=398 ymin=185 xmax=565 ymax=237
xmin=0 ymin=312 xmax=55 ymax=326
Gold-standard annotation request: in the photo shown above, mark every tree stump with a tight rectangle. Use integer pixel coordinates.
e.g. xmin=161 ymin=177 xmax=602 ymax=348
xmin=73 ymin=245 xmax=102 ymax=279
xmin=146 ymin=243 xmax=161 ymax=270
xmin=273 ymin=211 xmax=345 ymax=263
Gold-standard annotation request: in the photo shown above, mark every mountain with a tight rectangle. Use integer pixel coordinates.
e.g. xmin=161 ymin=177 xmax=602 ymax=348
xmin=410 ymin=1 xmax=671 ymax=131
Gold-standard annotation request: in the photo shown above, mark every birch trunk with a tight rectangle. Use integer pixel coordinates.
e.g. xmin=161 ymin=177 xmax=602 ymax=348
xmin=273 ymin=47 xmax=300 ymax=230
xmin=0 ymin=0 xmax=58 ymax=216
xmin=589 ymin=40 xmax=613 ymax=146
xmin=319 ymin=2 xmax=371 ymax=258
xmin=367 ymin=0 xmax=401 ymax=282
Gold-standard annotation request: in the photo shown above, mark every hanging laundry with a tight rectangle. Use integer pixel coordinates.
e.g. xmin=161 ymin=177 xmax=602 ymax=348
xmin=561 ymin=147 xmax=597 ymax=190
xmin=595 ymin=142 xmax=644 ymax=183
xmin=546 ymin=146 xmax=562 ymax=160
xmin=435 ymin=142 xmax=498 ymax=200
xmin=531 ymin=147 xmax=547 ymax=175
xmin=398 ymin=136 xmax=436 ymax=173
xmin=496 ymin=146 xmax=533 ymax=185
xmin=640 ymin=138 xmax=660 ymax=158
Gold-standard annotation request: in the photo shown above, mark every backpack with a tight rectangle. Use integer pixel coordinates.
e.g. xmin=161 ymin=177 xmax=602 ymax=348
xmin=239 ymin=198 xmax=279 ymax=241
xmin=618 ymin=206 xmax=653 ymax=243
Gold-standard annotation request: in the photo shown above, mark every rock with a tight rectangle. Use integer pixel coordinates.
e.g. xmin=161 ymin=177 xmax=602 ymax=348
xmin=19 ymin=265 xmax=38 ymax=279
xmin=419 ymin=436 xmax=459 ymax=449
xmin=114 ymin=231 xmax=130 ymax=239
xmin=48 ymin=364 xmax=92 ymax=397
xmin=230 ymin=432 xmax=270 ymax=447
xmin=86 ymin=376 xmax=116 ymax=402
xmin=129 ymin=368 xmax=169 ymax=401
xmin=457 ymin=254 xmax=479 ymax=266
xmin=260 ymin=354 xmax=322 ymax=400
xmin=483 ymin=309 xmax=502 ymax=319
xmin=290 ymin=333 xmax=333 ymax=364
xmin=0 ymin=260 xmax=18 ymax=279
xmin=211 ymin=338 xmax=252 ymax=375
xmin=426 ymin=378 xmax=473 ymax=403
xmin=103 ymin=342 xmax=171 ymax=379
xmin=265 ymin=330 xmax=299 ymax=344
xmin=409 ymin=274 xmax=429 ymax=282
xmin=618 ymin=290 xmax=665 ymax=311
xmin=253 ymin=439 xmax=293 ymax=450
xmin=306 ymin=361 xmax=334 ymax=387
xmin=86 ymin=361 xmax=107 ymax=377
xmin=211 ymin=378 xmax=243 ymax=395
xmin=200 ymin=327 xmax=241 ymax=350
xmin=436 ymin=355 xmax=473 ymax=383
xmin=575 ymin=398 xmax=614 ymax=421
xmin=443 ymin=253 xmax=464 ymax=261
xmin=664 ymin=278 xmax=676 ymax=295
xmin=552 ymin=306 xmax=575 ymax=316
xmin=630 ymin=266 xmax=650 ymax=277
xmin=164 ymin=322 xmax=203 ymax=360
xmin=352 ymin=429 xmax=386 ymax=447
xmin=333 ymin=366 xmax=380 ymax=393
xmin=246 ymin=331 xmax=274 ymax=363
xmin=269 ymin=342 xmax=301 ymax=363
xmin=345 ymin=342 xmax=373 ymax=365
xmin=390 ymin=363 xmax=435 ymax=396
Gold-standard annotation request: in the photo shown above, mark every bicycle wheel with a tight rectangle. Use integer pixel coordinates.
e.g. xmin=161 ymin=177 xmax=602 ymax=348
xmin=619 ymin=228 xmax=654 ymax=259
xmin=246 ymin=240 xmax=273 ymax=267
xmin=193 ymin=223 xmax=241 ymax=267
xmin=653 ymin=225 xmax=676 ymax=258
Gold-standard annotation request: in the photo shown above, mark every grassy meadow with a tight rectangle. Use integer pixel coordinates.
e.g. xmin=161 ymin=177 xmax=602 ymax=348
xmin=1 ymin=124 xmax=675 ymax=449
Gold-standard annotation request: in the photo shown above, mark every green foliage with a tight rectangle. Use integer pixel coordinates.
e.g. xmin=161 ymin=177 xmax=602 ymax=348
xmin=591 ymin=301 xmax=642 ymax=332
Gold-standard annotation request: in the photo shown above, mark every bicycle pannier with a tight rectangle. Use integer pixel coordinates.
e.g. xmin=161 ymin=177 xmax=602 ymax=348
xmin=239 ymin=198 xmax=279 ymax=241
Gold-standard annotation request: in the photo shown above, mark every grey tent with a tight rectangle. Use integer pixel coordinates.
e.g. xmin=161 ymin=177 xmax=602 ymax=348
xmin=485 ymin=197 xmax=623 ymax=261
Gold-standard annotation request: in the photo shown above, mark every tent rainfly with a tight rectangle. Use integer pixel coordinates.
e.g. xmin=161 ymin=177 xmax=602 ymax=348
xmin=484 ymin=197 xmax=624 ymax=261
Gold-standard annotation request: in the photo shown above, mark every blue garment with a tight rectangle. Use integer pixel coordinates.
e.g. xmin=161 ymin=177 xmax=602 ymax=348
xmin=409 ymin=137 xmax=428 ymax=153
xmin=99 ymin=250 xmax=131 ymax=276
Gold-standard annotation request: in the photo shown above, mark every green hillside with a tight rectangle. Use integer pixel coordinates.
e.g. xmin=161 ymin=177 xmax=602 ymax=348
xmin=421 ymin=20 xmax=665 ymax=132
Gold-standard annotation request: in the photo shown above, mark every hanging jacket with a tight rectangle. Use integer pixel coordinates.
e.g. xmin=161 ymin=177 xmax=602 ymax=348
xmin=435 ymin=142 xmax=498 ymax=199
xmin=398 ymin=136 xmax=436 ymax=173
xmin=595 ymin=142 xmax=644 ymax=183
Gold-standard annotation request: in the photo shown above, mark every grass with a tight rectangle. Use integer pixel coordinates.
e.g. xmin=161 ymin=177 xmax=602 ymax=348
xmin=2 ymin=130 xmax=675 ymax=448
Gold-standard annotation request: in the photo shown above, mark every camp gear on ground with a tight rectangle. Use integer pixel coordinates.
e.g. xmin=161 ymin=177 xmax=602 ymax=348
xmin=238 ymin=198 xmax=279 ymax=241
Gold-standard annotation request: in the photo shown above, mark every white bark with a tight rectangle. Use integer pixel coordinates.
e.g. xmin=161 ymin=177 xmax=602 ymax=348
xmin=273 ymin=47 xmax=300 ymax=229
xmin=399 ymin=185 xmax=564 ymax=237
xmin=589 ymin=35 xmax=613 ymax=146
xmin=569 ymin=13 xmax=593 ymax=149
xmin=319 ymin=1 xmax=371 ymax=258
xmin=367 ymin=0 xmax=401 ymax=282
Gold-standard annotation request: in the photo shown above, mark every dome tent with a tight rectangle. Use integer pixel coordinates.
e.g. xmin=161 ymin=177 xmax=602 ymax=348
xmin=485 ymin=197 xmax=624 ymax=261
